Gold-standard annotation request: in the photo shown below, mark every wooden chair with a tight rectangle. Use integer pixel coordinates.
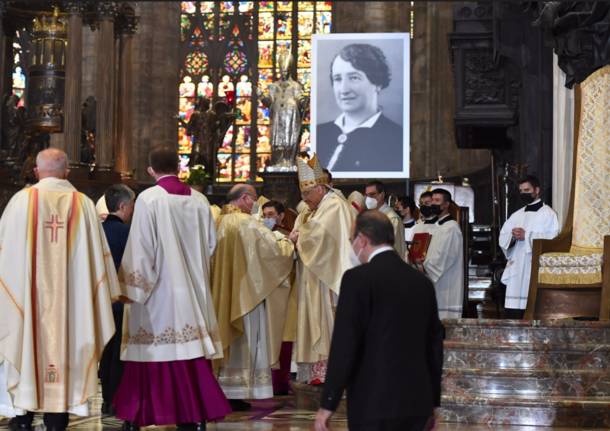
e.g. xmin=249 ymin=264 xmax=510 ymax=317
xmin=525 ymin=67 xmax=610 ymax=320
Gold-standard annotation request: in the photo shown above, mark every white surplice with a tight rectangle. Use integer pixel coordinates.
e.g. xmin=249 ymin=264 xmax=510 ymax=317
xmin=424 ymin=215 xmax=464 ymax=319
xmin=119 ymin=185 xmax=223 ymax=362
xmin=500 ymin=200 xmax=559 ymax=309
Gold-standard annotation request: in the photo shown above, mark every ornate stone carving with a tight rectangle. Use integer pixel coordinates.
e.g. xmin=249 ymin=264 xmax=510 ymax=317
xmin=464 ymin=49 xmax=505 ymax=105
xmin=97 ymin=1 xmax=118 ymax=21
xmin=62 ymin=1 xmax=86 ymax=15
xmin=533 ymin=2 xmax=610 ymax=88
xmin=115 ymin=5 xmax=138 ymax=36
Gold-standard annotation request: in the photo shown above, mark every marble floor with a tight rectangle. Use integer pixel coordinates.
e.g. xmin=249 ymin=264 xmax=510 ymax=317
xmin=0 ymin=395 xmax=598 ymax=430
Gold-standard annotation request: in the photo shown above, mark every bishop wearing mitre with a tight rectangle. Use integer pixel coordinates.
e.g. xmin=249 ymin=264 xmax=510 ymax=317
xmin=0 ymin=149 xmax=119 ymax=430
xmin=289 ymin=154 xmax=355 ymax=385
xmin=211 ymin=184 xmax=294 ymax=409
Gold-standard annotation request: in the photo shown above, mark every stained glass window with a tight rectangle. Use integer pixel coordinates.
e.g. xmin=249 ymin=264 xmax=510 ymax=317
xmin=178 ymin=1 xmax=333 ymax=182
xmin=12 ymin=31 xmax=27 ymax=106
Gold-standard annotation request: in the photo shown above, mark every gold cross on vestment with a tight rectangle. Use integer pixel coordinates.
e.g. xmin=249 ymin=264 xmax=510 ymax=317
xmin=44 ymin=214 xmax=64 ymax=243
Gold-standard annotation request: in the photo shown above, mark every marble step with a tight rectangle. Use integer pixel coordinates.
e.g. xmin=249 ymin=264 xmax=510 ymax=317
xmin=439 ymin=393 xmax=610 ymax=428
xmin=444 ymin=340 xmax=610 ymax=370
xmin=444 ymin=318 xmax=610 ymax=345
xmin=442 ymin=367 xmax=610 ymax=398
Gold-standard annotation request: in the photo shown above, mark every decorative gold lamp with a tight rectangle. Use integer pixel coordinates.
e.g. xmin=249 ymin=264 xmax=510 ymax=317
xmin=26 ymin=6 xmax=67 ymax=132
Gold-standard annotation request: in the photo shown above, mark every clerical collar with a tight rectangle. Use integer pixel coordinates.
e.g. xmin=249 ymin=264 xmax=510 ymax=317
xmin=404 ymin=219 xmax=415 ymax=228
xmin=424 ymin=216 xmax=438 ymax=224
xmin=524 ymin=199 xmax=544 ymax=212
xmin=438 ymin=214 xmax=455 ymax=225
xmin=334 ymin=111 xmax=382 ymax=135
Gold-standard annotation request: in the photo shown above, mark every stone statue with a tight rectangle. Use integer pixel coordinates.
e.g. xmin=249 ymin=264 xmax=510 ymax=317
xmin=3 ymin=95 xmax=27 ymax=159
xmin=80 ymin=96 xmax=97 ymax=164
xmin=260 ymin=52 xmax=308 ymax=171
xmin=185 ymin=97 xmax=211 ymax=168
xmin=182 ymin=97 xmax=236 ymax=179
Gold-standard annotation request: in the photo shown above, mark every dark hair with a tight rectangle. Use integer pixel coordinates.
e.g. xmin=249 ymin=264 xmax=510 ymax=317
xmin=354 ymin=210 xmax=395 ymax=246
xmin=519 ymin=175 xmax=541 ymax=189
xmin=105 ymin=184 xmax=135 ymax=213
xmin=366 ymin=180 xmax=385 ymax=195
xmin=322 ymin=168 xmax=332 ymax=182
xmin=330 ymin=44 xmax=391 ymax=89
xmin=262 ymin=200 xmax=285 ymax=215
xmin=397 ymin=195 xmax=416 ymax=213
xmin=149 ymin=146 xmax=179 ymax=174
xmin=432 ymin=188 xmax=452 ymax=203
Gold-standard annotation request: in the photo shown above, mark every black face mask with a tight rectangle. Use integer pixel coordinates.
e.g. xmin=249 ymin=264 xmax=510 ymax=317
xmin=429 ymin=204 xmax=442 ymax=216
xmin=420 ymin=205 xmax=434 ymax=218
xmin=520 ymin=193 xmax=535 ymax=205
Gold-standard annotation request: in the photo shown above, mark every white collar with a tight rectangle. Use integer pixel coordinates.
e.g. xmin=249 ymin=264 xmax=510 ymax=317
xmin=156 ymin=174 xmax=179 ymax=182
xmin=368 ymin=245 xmax=394 ymax=262
xmin=334 ymin=111 xmax=382 ymax=135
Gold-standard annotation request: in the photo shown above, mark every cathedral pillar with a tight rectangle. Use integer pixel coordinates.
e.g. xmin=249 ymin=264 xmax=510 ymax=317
xmin=63 ymin=2 xmax=84 ymax=162
xmin=115 ymin=7 xmax=137 ymax=177
xmin=95 ymin=2 xmax=118 ymax=169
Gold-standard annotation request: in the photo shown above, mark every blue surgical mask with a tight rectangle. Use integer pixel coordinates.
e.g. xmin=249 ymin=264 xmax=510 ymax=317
xmin=262 ymin=217 xmax=276 ymax=230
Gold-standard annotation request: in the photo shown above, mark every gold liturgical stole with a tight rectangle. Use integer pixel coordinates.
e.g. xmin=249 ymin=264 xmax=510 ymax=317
xmin=28 ymin=188 xmax=76 ymax=411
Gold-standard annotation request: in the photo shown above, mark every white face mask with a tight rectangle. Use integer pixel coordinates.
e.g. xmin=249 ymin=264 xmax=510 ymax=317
xmin=262 ymin=217 xmax=276 ymax=230
xmin=349 ymin=236 xmax=363 ymax=266
xmin=365 ymin=196 xmax=378 ymax=210
xmin=250 ymin=202 xmax=260 ymax=215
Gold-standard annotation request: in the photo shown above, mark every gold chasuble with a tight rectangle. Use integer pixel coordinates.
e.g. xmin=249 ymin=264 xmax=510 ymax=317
xmin=293 ymin=192 xmax=355 ymax=382
xmin=0 ymin=178 xmax=119 ymax=414
xmin=211 ymin=204 xmax=294 ymax=399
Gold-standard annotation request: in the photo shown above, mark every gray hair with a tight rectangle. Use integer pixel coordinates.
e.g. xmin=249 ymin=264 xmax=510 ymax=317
xmin=104 ymin=184 xmax=135 ymax=212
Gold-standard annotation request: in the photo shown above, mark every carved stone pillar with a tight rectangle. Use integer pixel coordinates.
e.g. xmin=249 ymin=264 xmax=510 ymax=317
xmin=115 ymin=7 xmax=137 ymax=177
xmin=63 ymin=2 xmax=85 ymax=162
xmin=95 ymin=2 xmax=118 ymax=169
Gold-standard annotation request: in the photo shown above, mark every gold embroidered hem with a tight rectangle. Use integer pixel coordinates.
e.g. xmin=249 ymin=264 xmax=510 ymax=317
xmin=539 ymin=271 xmax=602 ymax=285
xmin=216 ymin=367 xmax=273 ymax=399
xmin=128 ymin=325 xmax=212 ymax=346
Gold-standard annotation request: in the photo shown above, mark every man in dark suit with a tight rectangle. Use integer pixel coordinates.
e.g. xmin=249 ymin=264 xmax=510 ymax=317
xmin=99 ymin=184 xmax=135 ymax=415
xmin=315 ymin=210 xmax=444 ymax=431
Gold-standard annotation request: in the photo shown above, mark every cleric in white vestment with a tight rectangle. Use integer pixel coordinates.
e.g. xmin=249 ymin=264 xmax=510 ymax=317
xmin=500 ymin=176 xmax=559 ymax=315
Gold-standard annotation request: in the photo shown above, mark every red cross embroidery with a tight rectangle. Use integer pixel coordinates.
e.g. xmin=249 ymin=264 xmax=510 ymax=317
xmin=44 ymin=215 xmax=64 ymax=243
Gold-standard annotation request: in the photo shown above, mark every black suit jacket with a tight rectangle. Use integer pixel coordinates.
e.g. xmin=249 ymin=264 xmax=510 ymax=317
xmin=102 ymin=214 xmax=130 ymax=271
xmin=321 ymin=250 xmax=444 ymax=426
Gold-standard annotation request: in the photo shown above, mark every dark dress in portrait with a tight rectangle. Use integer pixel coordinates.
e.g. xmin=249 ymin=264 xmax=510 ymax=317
xmin=317 ymin=114 xmax=403 ymax=172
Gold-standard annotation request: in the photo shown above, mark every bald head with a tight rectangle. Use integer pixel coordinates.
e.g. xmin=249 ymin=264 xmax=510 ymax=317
xmin=35 ymin=148 xmax=69 ymax=180
xmin=227 ymin=184 xmax=257 ymax=213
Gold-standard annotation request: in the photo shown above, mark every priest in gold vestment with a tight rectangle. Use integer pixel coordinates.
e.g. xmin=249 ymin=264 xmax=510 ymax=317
xmin=211 ymin=184 xmax=294 ymax=406
xmin=290 ymin=155 xmax=355 ymax=384
xmin=0 ymin=149 xmax=119 ymax=430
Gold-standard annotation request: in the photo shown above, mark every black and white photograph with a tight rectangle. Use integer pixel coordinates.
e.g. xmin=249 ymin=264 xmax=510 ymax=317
xmin=311 ymin=33 xmax=410 ymax=178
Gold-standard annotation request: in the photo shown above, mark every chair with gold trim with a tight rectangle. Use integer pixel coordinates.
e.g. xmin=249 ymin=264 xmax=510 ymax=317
xmin=525 ymin=66 xmax=610 ymax=320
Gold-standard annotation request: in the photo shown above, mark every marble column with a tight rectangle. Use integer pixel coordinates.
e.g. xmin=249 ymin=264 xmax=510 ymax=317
xmin=63 ymin=2 xmax=85 ymax=162
xmin=115 ymin=10 xmax=137 ymax=177
xmin=95 ymin=2 xmax=118 ymax=169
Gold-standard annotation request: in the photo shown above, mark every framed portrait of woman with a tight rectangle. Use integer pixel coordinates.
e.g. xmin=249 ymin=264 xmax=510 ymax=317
xmin=311 ymin=33 xmax=410 ymax=178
